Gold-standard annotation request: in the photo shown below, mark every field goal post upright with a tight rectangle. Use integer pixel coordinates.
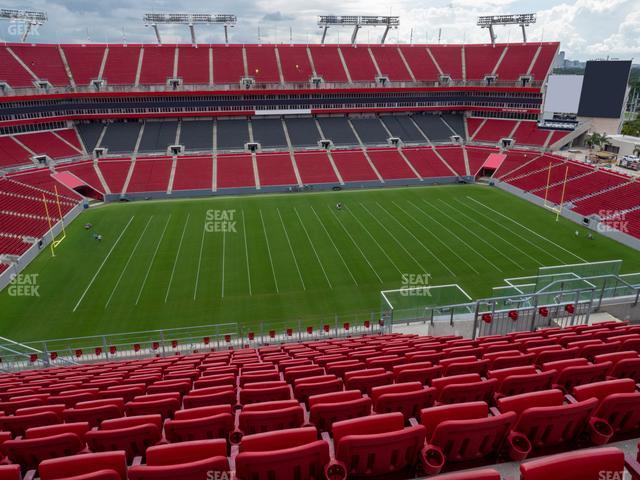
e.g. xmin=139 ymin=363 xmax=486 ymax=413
xmin=542 ymin=162 xmax=570 ymax=222
xmin=41 ymin=185 xmax=67 ymax=257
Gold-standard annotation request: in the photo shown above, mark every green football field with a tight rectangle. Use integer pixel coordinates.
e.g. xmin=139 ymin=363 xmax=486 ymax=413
xmin=1 ymin=184 xmax=639 ymax=341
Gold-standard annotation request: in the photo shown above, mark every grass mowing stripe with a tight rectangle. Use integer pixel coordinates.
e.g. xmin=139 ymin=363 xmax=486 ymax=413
xmin=467 ymin=196 xmax=588 ymax=263
xmin=73 ymin=215 xmax=135 ymax=312
xmin=387 ymin=200 xmax=480 ymax=275
xmin=454 ymin=198 xmax=566 ymax=264
xmin=436 ymin=199 xmax=535 ymax=268
xmin=165 ymin=214 xmax=191 ymax=303
xmin=193 ymin=223 xmax=206 ymax=300
xmin=310 ymin=206 xmax=358 ymax=286
xmin=135 ymin=215 xmax=172 ymax=305
xmin=241 ymin=210 xmax=252 ymax=295
xmin=405 ymin=200 xmax=502 ymax=272
xmin=259 ymin=209 xmax=280 ymax=293
xmin=344 ymin=205 xmax=403 ymax=276
xmin=105 ymin=215 xmax=154 ymax=308
xmin=277 ymin=208 xmax=306 ymax=290
xmin=329 ymin=206 xmax=383 ymax=283
xmin=294 ymin=207 xmax=332 ymax=289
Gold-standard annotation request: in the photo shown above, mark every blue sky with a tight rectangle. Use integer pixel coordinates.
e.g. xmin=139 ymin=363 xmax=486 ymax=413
xmin=0 ymin=0 xmax=638 ymax=60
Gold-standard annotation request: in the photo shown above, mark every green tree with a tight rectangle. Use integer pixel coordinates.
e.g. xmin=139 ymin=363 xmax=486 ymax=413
xmin=585 ymin=132 xmax=611 ymax=150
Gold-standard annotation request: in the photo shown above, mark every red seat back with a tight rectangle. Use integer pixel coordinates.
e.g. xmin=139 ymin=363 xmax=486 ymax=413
xmin=438 ymin=378 xmax=498 ymax=405
xmin=85 ymin=424 xmax=161 ymax=462
xmin=38 ymin=451 xmax=127 ymax=480
xmin=513 ymin=398 xmax=598 ymax=450
xmin=519 ymin=447 xmax=624 ymax=480
xmin=497 ymin=370 xmax=556 ymax=398
xmin=554 ymin=362 xmax=611 ymax=392
xmin=2 ymin=433 xmax=84 ymax=471
xmin=371 ymin=383 xmax=436 ymax=420
xmin=164 ymin=412 xmax=234 ymax=443
xmin=308 ymin=391 xmax=371 ymax=433
xmin=235 ymin=428 xmax=330 ymax=480
xmin=238 ymin=402 xmax=304 ymax=436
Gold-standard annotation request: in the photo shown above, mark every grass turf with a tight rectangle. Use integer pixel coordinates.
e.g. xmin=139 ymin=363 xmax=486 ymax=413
xmin=1 ymin=184 xmax=639 ymax=341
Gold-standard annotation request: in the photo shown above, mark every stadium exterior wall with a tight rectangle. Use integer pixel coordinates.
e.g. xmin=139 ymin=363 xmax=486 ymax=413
xmin=494 ymin=180 xmax=640 ymax=251
xmin=0 ymin=202 xmax=86 ymax=292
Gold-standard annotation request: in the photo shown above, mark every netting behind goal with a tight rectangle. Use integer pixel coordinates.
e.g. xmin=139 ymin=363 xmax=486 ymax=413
xmin=381 ymin=285 xmax=473 ymax=322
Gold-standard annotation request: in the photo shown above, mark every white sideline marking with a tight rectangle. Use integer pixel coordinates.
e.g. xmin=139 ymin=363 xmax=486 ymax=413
xmin=165 ymin=214 xmax=190 ymax=303
xmin=466 ymin=196 xmax=587 ymax=263
xmin=310 ymin=206 xmax=358 ymax=286
xmin=193 ymin=224 xmax=206 ymax=300
xmin=329 ymin=207 xmax=383 ymax=283
xmin=136 ymin=215 xmax=172 ymax=305
xmin=105 ymin=216 xmax=154 ymax=308
xmin=294 ymin=207 xmax=332 ymax=289
xmin=388 ymin=200 xmax=480 ymax=275
xmin=435 ymin=200 xmax=529 ymax=269
xmin=73 ymin=215 xmax=135 ymax=312
xmin=406 ymin=200 xmax=502 ymax=273
xmin=277 ymin=208 xmax=306 ymax=290
xmin=242 ymin=210 xmax=253 ymax=295
xmin=259 ymin=209 xmax=280 ymax=293
xmin=345 ymin=206 xmax=403 ymax=276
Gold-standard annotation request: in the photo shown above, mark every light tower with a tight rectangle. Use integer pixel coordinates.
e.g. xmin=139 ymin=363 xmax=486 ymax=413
xmin=318 ymin=15 xmax=400 ymax=44
xmin=477 ymin=13 xmax=536 ymax=45
xmin=143 ymin=13 xmax=237 ymax=45
xmin=0 ymin=9 xmax=47 ymax=42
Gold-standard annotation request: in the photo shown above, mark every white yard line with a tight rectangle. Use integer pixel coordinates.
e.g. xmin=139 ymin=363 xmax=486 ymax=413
xmin=466 ymin=196 xmax=587 ymax=263
xmin=360 ymin=202 xmax=454 ymax=277
xmin=105 ymin=215 xmax=154 ymax=309
xmin=73 ymin=215 xmax=135 ymax=312
xmin=434 ymin=200 xmax=530 ymax=269
xmin=294 ymin=207 xmax=332 ymax=289
xmin=136 ymin=215 xmax=171 ymax=305
xmin=329 ymin=207 xmax=383 ymax=283
xmin=259 ymin=209 xmax=280 ymax=293
xmin=345 ymin=206 xmax=403 ymax=276
xmin=406 ymin=200 xmax=502 ymax=272
xmin=310 ymin=206 xmax=358 ymax=286
xmin=242 ymin=210 xmax=253 ymax=295
xmin=387 ymin=201 xmax=480 ymax=275
xmin=164 ymin=214 xmax=190 ymax=303
xmin=193 ymin=224 xmax=206 ymax=300
xmin=221 ymin=229 xmax=226 ymax=298
xmin=455 ymin=199 xmax=566 ymax=264
xmin=277 ymin=208 xmax=306 ymax=290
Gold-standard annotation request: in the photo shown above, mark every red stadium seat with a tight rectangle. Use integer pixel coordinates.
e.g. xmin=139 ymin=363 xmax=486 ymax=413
xmin=553 ymin=362 xmax=612 ymax=392
xmin=308 ymin=390 xmax=372 ymax=433
xmin=164 ymin=404 xmax=234 ymax=444
xmin=0 ymin=466 xmax=20 ymax=480
xmin=235 ymin=400 xmax=304 ymax=441
xmin=85 ymin=415 xmax=162 ymax=462
xmin=344 ymin=369 xmax=393 ymax=395
xmin=0 ymin=411 xmax=60 ymax=436
xmin=1 ymin=432 xmax=85 ymax=472
xmin=370 ymin=382 xmax=436 ymax=420
xmin=128 ymin=439 xmax=230 ymax=479
xmin=235 ymin=427 xmax=330 ymax=480
xmin=429 ymin=469 xmax=501 ymax=480
xmin=239 ymin=382 xmax=291 ymax=405
xmin=330 ymin=412 xmax=427 ymax=478
xmin=519 ymin=447 xmax=625 ymax=480
xmin=293 ymin=376 xmax=343 ymax=405
xmin=420 ymin=402 xmax=517 ymax=475
xmin=38 ymin=451 xmax=128 ymax=480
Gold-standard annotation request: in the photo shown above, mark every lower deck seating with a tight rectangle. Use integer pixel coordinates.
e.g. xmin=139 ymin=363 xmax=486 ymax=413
xmin=0 ymin=323 xmax=638 ymax=478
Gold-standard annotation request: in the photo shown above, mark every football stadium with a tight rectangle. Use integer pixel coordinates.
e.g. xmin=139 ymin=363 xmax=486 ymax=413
xmin=0 ymin=3 xmax=639 ymax=479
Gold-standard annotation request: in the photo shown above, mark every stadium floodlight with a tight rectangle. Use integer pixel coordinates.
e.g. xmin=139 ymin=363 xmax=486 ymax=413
xmin=143 ymin=13 xmax=237 ymax=45
xmin=318 ymin=15 xmax=400 ymax=44
xmin=477 ymin=13 xmax=536 ymax=44
xmin=0 ymin=9 xmax=47 ymax=42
